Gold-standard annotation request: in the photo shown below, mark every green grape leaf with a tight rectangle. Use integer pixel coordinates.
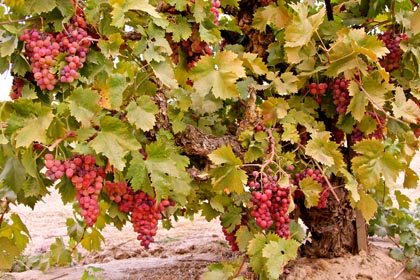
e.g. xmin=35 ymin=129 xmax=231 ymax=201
xmin=241 ymin=53 xmax=269 ymax=75
xmin=90 ymin=116 xmax=141 ymax=170
xmin=244 ymin=143 xmax=265 ymax=163
xmin=288 ymin=220 xmax=306 ymax=242
xmin=167 ymin=16 xmax=192 ymax=42
xmin=356 ymin=191 xmax=377 ymax=221
xmin=150 ymin=59 xmax=179 ymax=89
xmin=262 ymin=238 xmax=300 ymax=279
xmin=190 ymin=50 xmax=246 ymax=99
xmin=247 ymin=233 xmax=267 ymax=275
xmin=208 ymin=145 xmax=242 ymax=166
xmin=284 ymin=3 xmax=325 ymax=63
xmin=167 ymin=0 xmax=189 ymax=11
xmin=68 ymin=87 xmax=101 ymax=128
xmin=209 ymin=194 xmax=232 ymax=213
xmin=126 ymin=96 xmax=158 ymax=131
xmin=271 ymin=72 xmax=299 ymax=95
xmin=49 ymin=238 xmax=72 ymax=266
xmin=403 ymin=167 xmax=419 ymax=189
xmin=306 ymin=131 xmax=344 ymax=169
xmin=201 ymin=202 xmax=221 ymax=222
xmin=109 ymin=0 xmax=161 ymax=28
xmin=252 ymin=3 xmax=290 ymax=32
xmin=347 ymin=81 xmax=367 ymax=121
xmin=235 ymin=225 xmax=254 ymax=251
xmin=66 ymin=218 xmax=85 ymax=241
xmin=281 ymin=123 xmax=300 ymax=144
xmin=351 ymin=139 xmax=402 ymax=188
xmin=339 ymin=168 xmax=360 ymax=202
xmin=0 ymin=157 xmax=26 ymax=192
xmin=394 ymin=190 xmax=411 ymax=209
xmin=0 ymin=237 xmax=20 ymax=270
xmin=0 ymin=33 xmax=18 ymax=58
xmin=99 ymin=74 xmax=128 ymax=110
xmin=299 ymin=177 xmax=323 ymax=208
xmin=15 ymin=110 xmax=53 ymax=147
xmin=80 ymin=227 xmax=104 ymax=251
xmin=260 ymin=97 xmax=289 ymax=126
xmin=24 ymin=0 xmax=56 ymax=14
xmin=392 ymin=87 xmax=420 ymax=123
xmin=127 ymin=152 xmax=152 ymax=194
xmin=57 ymin=178 xmax=77 ymax=205
xmin=220 ymin=206 xmax=243 ymax=232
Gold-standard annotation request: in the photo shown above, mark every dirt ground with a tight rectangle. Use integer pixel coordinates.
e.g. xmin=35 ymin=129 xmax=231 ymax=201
xmin=2 ymin=155 xmax=420 ymax=280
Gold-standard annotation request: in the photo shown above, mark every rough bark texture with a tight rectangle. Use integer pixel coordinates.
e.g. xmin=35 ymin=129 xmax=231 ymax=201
xmin=295 ymin=187 xmax=358 ymax=258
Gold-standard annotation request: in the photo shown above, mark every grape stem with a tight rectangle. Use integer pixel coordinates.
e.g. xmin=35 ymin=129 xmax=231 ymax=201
xmin=234 ymin=256 xmax=248 ymax=278
xmin=70 ymin=225 xmax=87 ymax=254
xmin=311 ymin=159 xmax=340 ymax=202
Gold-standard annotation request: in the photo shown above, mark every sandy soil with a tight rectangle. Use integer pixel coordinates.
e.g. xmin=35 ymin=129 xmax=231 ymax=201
xmin=1 ymin=155 xmax=420 ymax=280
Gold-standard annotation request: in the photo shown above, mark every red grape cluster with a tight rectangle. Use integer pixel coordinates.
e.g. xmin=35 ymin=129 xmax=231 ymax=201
xmin=249 ymin=170 xmax=291 ymax=238
xmin=308 ymin=82 xmax=328 ymax=104
xmin=292 ymin=168 xmax=329 ymax=209
xmin=10 ymin=77 xmax=24 ymax=100
xmin=104 ymin=181 xmax=173 ymax=248
xmin=167 ymin=25 xmax=212 ymax=72
xmin=210 ymin=0 xmax=221 ymax=25
xmin=350 ymin=111 xmax=386 ymax=143
xmin=329 ymin=77 xmax=350 ymax=114
xmin=19 ymin=15 xmax=91 ymax=90
xmin=378 ymin=31 xmax=408 ymax=72
xmin=45 ymin=154 xmax=105 ymax=226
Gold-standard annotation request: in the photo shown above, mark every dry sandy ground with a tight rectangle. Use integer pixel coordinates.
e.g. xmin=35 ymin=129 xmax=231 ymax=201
xmin=1 ymin=155 xmax=420 ymax=280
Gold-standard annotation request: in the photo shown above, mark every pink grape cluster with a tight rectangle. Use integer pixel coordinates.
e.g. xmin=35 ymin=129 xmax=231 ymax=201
xmin=329 ymin=77 xmax=350 ymax=114
xmin=249 ymin=170 xmax=291 ymax=238
xmin=378 ymin=31 xmax=408 ymax=72
xmin=292 ymin=168 xmax=329 ymax=209
xmin=19 ymin=15 xmax=91 ymax=90
xmin=104 ymin=181 xmax=173 ymax=248
xmin=210 ymin=0 xmax=221 ymax=25
xmin=10 ymin=77 xmax=24 ymax=100
xmin=44 ymin=154 xmax=105 ymax=226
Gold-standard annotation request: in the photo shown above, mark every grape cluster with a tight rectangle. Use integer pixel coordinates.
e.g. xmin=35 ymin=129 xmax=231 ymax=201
xmin=308 ymin=82 xmax=328 ymax=104
xmin=260 ymin=0 xmax=274 ymax=6
xmin=249 ymin=171 xmax=291 ymax=238
xmin=167 ymin=23 xmax=212 ymax=73
xmin=329 ymin=78 xmax=350 ymax=114
xmin=45 ymin=154 xmax=105 ymax=226
xmin=104 ymin=181 xmax=173 ymax=248
xmin=350 ymin=111 xmax=386 ymax=143
xmin=10 ymin=77 xmax=24 ymax=100
xmin=292 ymin=168 xmax=329 ymax=209
xmin=210 ymin=0 xmax=221 ymax=25
xmin=378 ymin=31 xmax=408 ymax=72
xmin=19 ymin=15 xmax=91 ymax=91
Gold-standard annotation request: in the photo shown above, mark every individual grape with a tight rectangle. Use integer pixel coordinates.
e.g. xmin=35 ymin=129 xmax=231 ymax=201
xmin=210 ymin=0 xmax=221 ymax=25
xmin=378 ymin=31 xmax=408 ymax=72
xmin=329 ymin=77 xmax=350 ymax=114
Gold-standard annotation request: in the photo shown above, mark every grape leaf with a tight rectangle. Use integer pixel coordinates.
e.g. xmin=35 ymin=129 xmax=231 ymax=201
xmin=68 ymin=87 xmax=101 ymax=128
xmin=24 ymin=0 xmax=56 ymax=14
xmin=15 ymin=110 xmax=53 ymax=147
xmin=284 ymin=3 xmax=325 ymax=63
xmin=0 ymin=157 xmax=26 ymax=192
xmin=126 ymin=152 xmax=152 ymax=194
xmin=403 ymin=167 xmax=419 ymax=189
xmin=66 ymin=218 xmax=85 ymax=241
xmin=262 ymin=238 xmax=300 ymax=279
xmin=305 ymin=131 xmax=344 ymax=170
xmin=392 ymin=87 xmax=420 ymax=123
xmin=356 ymin=191 xmax=377 ymax=221
xmin=150 ymin=59 xmax=179 ymax=89
xmin=235 ymin=225 xmax=254 ymax=251
xmin=241 ymin=53 xmax=269 ymax=75
xmin=0 ymin=33 xmax=18 ymax=58
xmin=80 ymin=227 xmax=104 ymax=251
xmin=167 ymin=0 xmax=189 ymax=11
xmin=90 ymin=116 xmax=141 ymax=170
xmin=394 ymin=190 xmax=411 ymax=209
xmin=167 ymin=16 xmax=192 ymax=42
xmin=351 ymin=139 xmax=402 ymax=188
xmin=411 ymin=8 xmax=420 ymax=35
xmin=126 ymin=96 xmax=158 ymax=132
xmin=99 ymin=74 xmax=127 ymax=110
xmin=208 ymin=145 xmax=242 ymax=166
xmin=272 ymin=72 xmax=299 ymax=95
xmin=347 ymin=81 xmax=368 ymax=121
xmin=247 ymin=233 xmax=267 ymax=274
xmin=260 ymin=97 xmax=289 ymax=126
xmin=339 ymin=168 xmax=360 ymax=202
xmin=0 ymin=237 xmax=20 ymax=270
xmin=299 ymin=177 xmax=323 ymax=208
xmin=190 ymin=50 xmax=246 ymax=99
xmin=109 ymin=0 xmax=161 ymax=28
xmin=252 ymin=3 xmax=290 ymax=32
